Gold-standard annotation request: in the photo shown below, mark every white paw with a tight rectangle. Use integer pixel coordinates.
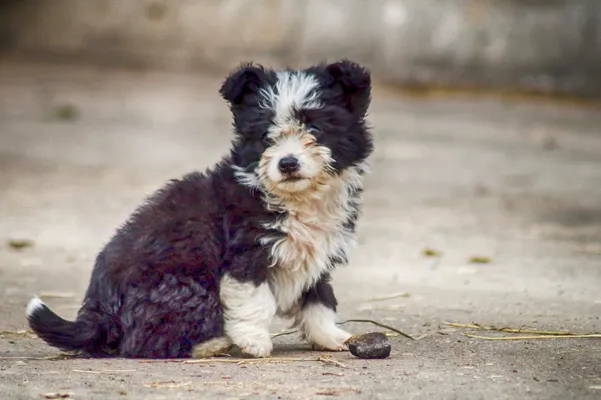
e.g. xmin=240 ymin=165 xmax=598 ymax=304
xmin=236 ymin=336 xmax=273 ymax=358
xmin=309 ymin=328 xmax=352 ymax=352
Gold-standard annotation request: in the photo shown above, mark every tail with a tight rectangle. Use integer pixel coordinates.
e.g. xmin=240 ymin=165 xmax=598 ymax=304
xmin=26 ymin=297 xmax=94 ymax=353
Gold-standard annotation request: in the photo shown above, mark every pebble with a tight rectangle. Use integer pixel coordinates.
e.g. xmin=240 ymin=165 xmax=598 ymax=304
xmin=345 ymin=332 xmax=391 ymax=359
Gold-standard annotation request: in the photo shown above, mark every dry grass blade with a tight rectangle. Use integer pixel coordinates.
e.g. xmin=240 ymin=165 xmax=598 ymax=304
xmin=338 ymin=319 xmax=414 ymax=340
xmin=272 ymin=319 xmax=414 ymax=340
xmin=0 ymin=354 xmax=74 ymax=361
xmin=365 ymin=292 xmax=411 ymax=302
xmin=142 ymin=356 xmax=343 ymax=366
xmin=42 ymin=354 xmax=75 ymax=360
xmin=316 ymin=388 xmax=362 ymax=396
xmin=0 ymin=329 xmax=34 ymax=336
xmin=444 ymin=322 xmax=576 ymax=336
xmin=465 ymin=333 xmax=601 ymax=341
xmin=184 ymin=357 xmax=312 ymax=365
xmin=39 ymin=292 xmax=75 ymax=299
xmin=103 ymin=369 xmax=136 ymax=373
xmin=271 ymin=330 xmax=297 ymax=339
xmin=359 ymin=304 xmax=405 ymax=312
xmin=143 ymin=381 xmax=192 ymax=389
xmin=183 ymin=358 xmax=254 ymax=364
xmin=73 ymin=369 xmax=136 ymax=374
xmin=317 ymin=354 xmax=347 ymax=368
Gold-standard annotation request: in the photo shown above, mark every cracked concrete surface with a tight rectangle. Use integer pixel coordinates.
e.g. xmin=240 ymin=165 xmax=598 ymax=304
xmin=0 ymin=60 xmax=600 ymax=399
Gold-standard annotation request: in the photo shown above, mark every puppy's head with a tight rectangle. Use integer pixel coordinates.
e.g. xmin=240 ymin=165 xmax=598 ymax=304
xmin=222 ymin=60 xmax=372 ymax=197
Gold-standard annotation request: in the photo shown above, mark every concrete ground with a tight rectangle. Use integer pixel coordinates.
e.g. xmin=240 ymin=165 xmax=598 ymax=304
xmin=0 ymin=60 xmax=600 ymax=400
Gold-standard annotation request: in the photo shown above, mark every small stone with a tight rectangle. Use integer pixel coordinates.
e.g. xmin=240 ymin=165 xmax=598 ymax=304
xmin=345 ymin=332 xmax=391 ymax=359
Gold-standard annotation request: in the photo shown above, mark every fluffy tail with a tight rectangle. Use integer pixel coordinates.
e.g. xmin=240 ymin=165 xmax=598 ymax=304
xmin=26 ymin=297 xmax=93 ymax=353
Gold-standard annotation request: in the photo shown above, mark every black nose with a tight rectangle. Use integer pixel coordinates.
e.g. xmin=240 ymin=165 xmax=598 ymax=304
xmin=278 ymin=156 xmax=300 ymax=173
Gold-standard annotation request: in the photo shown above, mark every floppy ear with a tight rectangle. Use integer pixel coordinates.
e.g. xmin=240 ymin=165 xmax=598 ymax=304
xmin=325 ymin=60 xmax=371 ymax=117
xmin=219 ymin=63 xmax=267 ymax=106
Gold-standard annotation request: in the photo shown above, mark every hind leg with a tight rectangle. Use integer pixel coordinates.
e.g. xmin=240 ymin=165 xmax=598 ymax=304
xmin=191 ymin=336 xmax=232 ymax=358
xmin=118 ymin=274 xmax=224 ymax=358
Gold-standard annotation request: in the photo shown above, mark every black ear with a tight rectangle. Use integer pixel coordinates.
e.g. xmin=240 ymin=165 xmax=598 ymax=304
xmin=219 ymin=63 xmax=268 ymax=106
xmin=325 ymin=60 xmax=371 ymax=117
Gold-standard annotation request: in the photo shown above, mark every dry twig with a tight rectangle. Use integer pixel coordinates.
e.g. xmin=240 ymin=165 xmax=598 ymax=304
xmin=465 ymin=333 xmax=601 ymax=341
xmin=365 ymin=292 xmax=411 ymax=302
xmin=0 ymin=354 xmax=74 ymax=361
xmin=271 ymin=318 xmax=414 ymax=340
xmin=72 ymin=369 xmax=136 ymax=374
xmin=317 ymin=354 xmax=347 ymax=368
xmin=141 ymin=357 xmax=311 ymax=365
xmin=140 ymin=356 xmax=349 ymax=367
xmin=143 ymin=381 xmax=192 ymax=389
xmin=0 ymin=329 xmax=34 ymax=336
xmin=271 ymin=330 xmax=297 ymax=339
xmin=338 ymin=319 xmax=414 ymax=340
xmin=39 ymin=292 xmax=75 ymax=299
xmin=323 ymin=372 xmax=344 ymax=376
xmin=444 ymin=322 xmax=574 ymax=336
xmin=445 ymin=321 xmax=601 ymax=340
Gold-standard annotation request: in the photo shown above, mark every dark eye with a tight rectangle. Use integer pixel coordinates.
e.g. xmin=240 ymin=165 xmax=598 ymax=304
xmin=307 ymin=125 xmax=322 ymax=136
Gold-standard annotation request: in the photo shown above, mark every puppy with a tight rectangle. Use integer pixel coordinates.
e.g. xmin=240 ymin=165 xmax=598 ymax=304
xmin=26 ymin=59 xmax=373 ymax=358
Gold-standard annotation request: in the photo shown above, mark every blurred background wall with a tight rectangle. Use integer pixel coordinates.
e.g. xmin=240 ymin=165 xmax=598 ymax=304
xmin=1 ymin=0 xmax=601 ymax=97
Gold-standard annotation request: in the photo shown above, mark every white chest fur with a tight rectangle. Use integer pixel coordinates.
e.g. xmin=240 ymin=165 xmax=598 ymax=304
xmin=261 ymin=166 xmax=364 ymax=314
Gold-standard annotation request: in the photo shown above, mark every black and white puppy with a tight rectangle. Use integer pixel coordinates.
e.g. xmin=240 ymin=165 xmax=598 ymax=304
xmin=26 ymin=59 xmax=373 ymax=359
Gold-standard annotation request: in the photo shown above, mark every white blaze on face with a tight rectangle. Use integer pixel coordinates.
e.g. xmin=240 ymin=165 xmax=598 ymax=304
xmin=258 ymin=71 xmax=331 ymax=193
xmin=259 ymin=70 xmax=322 ymax=125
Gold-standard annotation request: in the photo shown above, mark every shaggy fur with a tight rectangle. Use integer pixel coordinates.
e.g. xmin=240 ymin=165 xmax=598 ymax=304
xmin=26 ymin=59 xmax=373 ymax=358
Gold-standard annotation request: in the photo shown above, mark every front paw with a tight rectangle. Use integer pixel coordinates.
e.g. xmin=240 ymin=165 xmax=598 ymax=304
xmin=236 ymin=336 xmax=273 ymax=358
xmin=310 ymin=328 xmax=352 ymax=352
